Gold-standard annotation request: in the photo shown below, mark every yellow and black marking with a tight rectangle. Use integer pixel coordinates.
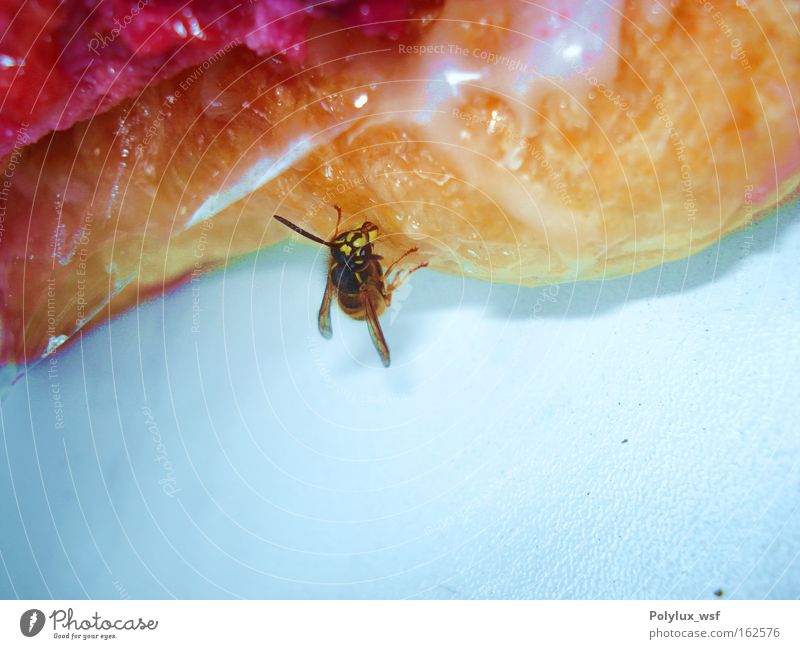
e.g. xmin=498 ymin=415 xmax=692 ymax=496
xmin=333 ymin=228 xmax=377 ymax=257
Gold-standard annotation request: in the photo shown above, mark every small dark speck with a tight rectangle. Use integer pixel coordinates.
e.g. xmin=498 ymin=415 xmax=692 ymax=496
xmin=586 ymin=492 xmax=590 ymax=496
xmin=714 ymin=589 xmax=724 ymax=597
xmin=621 ymin=439 xmax=628 ymax=444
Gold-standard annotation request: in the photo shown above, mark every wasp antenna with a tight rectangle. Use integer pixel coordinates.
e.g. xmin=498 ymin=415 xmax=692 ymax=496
xmin=273 ymin=214 xmax=332 ymax=247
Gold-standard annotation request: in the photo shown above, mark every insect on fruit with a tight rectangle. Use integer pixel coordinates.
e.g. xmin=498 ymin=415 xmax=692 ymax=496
xmin=273 ymin=205 xmax=427 ymax=367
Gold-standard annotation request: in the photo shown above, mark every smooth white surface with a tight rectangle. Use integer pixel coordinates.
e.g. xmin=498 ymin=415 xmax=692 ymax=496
xmin=1 ymin=203 xmax=798 ymax=599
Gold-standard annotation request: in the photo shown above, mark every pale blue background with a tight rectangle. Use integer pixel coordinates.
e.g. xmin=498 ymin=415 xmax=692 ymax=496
xmin=1 ymin=200 xmax=798 ymax=599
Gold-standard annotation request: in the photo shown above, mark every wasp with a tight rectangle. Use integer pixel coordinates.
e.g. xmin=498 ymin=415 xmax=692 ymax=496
xmin=273 ymin=205 xmax=427 ymax=367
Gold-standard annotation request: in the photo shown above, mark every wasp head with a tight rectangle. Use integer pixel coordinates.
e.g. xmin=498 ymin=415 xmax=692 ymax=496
xmin=334 ymin=222 xmax=379 ymax=257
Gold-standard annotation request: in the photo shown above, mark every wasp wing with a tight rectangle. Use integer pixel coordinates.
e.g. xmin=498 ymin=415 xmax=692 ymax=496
xmin=318 ymin=274 xmax=335 ymax=339
xmin=363 ymin=287 xmax=390 ymax=368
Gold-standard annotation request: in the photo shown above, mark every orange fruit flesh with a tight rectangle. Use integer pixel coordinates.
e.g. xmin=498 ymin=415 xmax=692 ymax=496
xmin=2 ymin=0 xmax=799 ymax=375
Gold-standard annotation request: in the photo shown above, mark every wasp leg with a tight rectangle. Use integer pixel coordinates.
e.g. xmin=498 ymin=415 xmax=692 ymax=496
xmin=384 ymin=261 xmax=429 ymax=297
xmin=318 ymin=273 xmax=335 ymax=339
xmin=362 ymin=285 xmax=391 ymax=367
xmin=331 ymin=204 xmax=344 ymax=238
xmin=383 ymin=247 xmax=419 ymax=280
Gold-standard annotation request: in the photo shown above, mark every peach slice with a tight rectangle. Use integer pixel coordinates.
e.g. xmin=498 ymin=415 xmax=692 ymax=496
xmin=1 ymin=0 xmax=798 ymax=380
